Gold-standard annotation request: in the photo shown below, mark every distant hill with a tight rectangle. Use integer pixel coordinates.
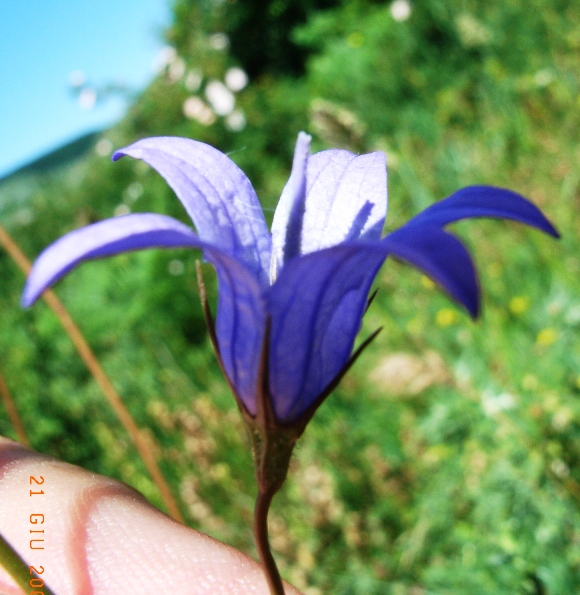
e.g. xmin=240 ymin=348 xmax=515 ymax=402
xmin=0 ymin=130 xmax=101 ymax=188
xmin=0 ymin=130 xmax=103 ymax=227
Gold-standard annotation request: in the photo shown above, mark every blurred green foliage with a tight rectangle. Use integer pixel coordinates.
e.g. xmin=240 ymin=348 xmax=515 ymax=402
xmin=1 ymin=0 xmax=579 ymax=592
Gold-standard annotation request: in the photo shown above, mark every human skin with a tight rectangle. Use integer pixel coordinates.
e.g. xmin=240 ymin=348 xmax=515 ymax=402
xmin=0 ymin=437 xmax=301 ymax=595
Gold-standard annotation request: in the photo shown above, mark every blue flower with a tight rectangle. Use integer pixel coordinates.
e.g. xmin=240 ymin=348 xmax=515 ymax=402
xmin=23 ymin=133 xmax=558 ymax=424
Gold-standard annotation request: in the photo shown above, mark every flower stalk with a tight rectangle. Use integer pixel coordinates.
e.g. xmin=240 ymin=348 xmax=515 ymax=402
xmin=244 ymin=323 xmax=385 ymax=593
xmin=248 ymin=320 xmax=295 ymax=595
xmin=254 ymin=484 xmax=286 ymax=595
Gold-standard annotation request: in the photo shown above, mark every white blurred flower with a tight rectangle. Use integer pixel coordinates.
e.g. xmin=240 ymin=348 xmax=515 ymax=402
xmin=168 ymin=58 xmax=186 ymax=83
xmin=13 ymin=208 xmax=34 ymax=226
xmin=183 ymin=96 xmax=204 ymax=118
xmin=535 ymin=526 xmax=552 ymax=544
xmin=95 ymin=138 xmax=113 ymax=157
xmin=185 ymin=70 xmax=203 ymax=92
xmin=68 ymin=70 xmax=86 ymax=88
xmin=168 ymin=259 xmax=185 ymax=276
xmin=225 ymin=67 xmax=248 ymax=92
xmin=114 ymin=204 xmax=131 ymax=217
xmin=78 ymin=88 xmax=97 ymax=110
xmin=390 ymin=0 xmax=411 ymax=21
xmin=205 ymin=80 xmax=235 ymax=116
xmin=182 ymin=96 xmax=216 ymax=125
xmin=565 ymin=304 xmax=580 ymax=325
xmin=153 ymin=46 xmax=178 ymax=73
xmin=225 ymin=110 xmax=247 ymax=132
xmin=208 ymin=33 xmax=229 ymax=51
xmin=550 ymin=459 xmax=570 ymax=479
xmin=534 ymin=69 xmax=553 ymax=87
xmin=123 ymin=182 xmax=144 ymax=203
xmin=456 ymin=13 xmax=490 ymax=47
xmin=481 ymin=390 xmax=516 ymax=416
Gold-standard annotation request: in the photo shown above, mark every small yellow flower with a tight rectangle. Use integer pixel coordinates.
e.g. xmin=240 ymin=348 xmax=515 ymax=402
xmin=421 ymin=275 xmax=435 ymax=289
xmin=536 ymin=327 xmax=558 ymax=346
xmin=509 ymin=295 xmax=530 ymax=315
xmin=487 ymin=262 xmax=503 ymax=278
xmin=406 ymin=316 xmax=424 ymax=334
xmin=347 ymin=32 xmax=364 ymax=48
xmin=436 ymin=308 xmax=459 ymax=327
xmin=522 ymin=374 xmax=538 ymax=390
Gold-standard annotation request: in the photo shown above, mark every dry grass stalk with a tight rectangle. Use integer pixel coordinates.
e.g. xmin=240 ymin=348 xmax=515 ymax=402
xmin=0 ymin=224 xmax=183 ymax=523
xmin=0 ymin=367 xmax=29 ymax=445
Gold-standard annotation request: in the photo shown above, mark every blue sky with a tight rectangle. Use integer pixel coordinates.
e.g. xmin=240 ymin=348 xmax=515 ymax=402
xmin=0 ymin=1 xmax=170 ymax=177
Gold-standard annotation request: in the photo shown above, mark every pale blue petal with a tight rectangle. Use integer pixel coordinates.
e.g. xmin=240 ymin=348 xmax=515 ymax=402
xmin=270 ymin=132 xmax=311 ymax=281
xmin=113 ymin=137 xmax=272 ymax=286
xmin=22 ymin=214 xmax=204 ymax=306
xmin=300 ymin=149 xmax=387 ymax=253
xmin=22 ymin=210 xmax=266 ymax=413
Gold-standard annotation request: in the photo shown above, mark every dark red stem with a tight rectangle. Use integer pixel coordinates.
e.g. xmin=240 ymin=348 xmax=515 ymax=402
xmin=253 ymin=485 xmax=285 ymax=595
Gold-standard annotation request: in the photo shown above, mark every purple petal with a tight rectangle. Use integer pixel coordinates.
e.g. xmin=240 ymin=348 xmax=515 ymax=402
xmin=267 ymin=223 xmax=483 ymax=422
xmin=22 ymin=214 xmax=204 ymax=307
xmin=22 ymin=210 xmax=265 ymax=414
xmin=300 ymin=149 xmax=387 ymax=252
xmin=406 ymin=185 xmax=560 ymax=237
xmin=270 ymin=138 xmax=387 ymax=280
xmin=267 ymin=242 xmax=388 ymax=422
xmin=384 ymin=225 xmax=480 ymax=317
xmin=113 ymin=136 xmax=272 ymax=286
xmin=211 ymin=252 xmax=266 ymax=415
xmin=270 ymin=132 xmax=311 ymax=280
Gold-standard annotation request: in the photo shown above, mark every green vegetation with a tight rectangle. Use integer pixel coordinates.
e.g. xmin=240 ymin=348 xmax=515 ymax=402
xmin=1 ymin=0 xmax=579 ymax=592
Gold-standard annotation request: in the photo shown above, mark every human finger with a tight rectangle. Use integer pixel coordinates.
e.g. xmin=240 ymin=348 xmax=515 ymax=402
xmin=0 ymin=437 xmax=301 ymax=595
